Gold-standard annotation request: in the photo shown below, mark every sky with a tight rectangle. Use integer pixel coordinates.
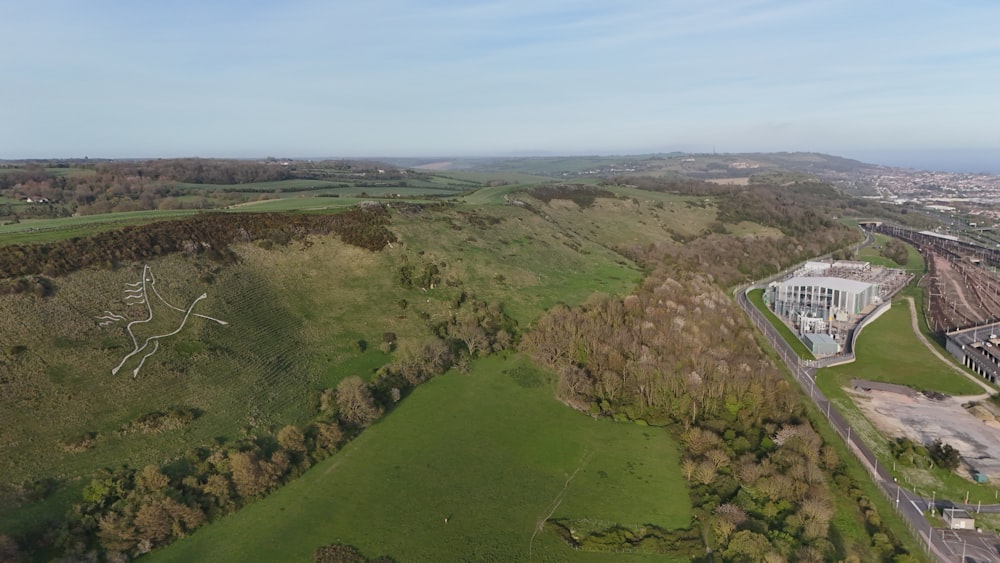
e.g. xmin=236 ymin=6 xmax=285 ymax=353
xmin=3 ymin=0 xmax=1000 ymax=171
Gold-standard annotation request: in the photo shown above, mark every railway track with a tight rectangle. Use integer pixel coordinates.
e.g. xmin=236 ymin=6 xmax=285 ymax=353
xmin=877 ymin=225 xmax=1000 ymax=331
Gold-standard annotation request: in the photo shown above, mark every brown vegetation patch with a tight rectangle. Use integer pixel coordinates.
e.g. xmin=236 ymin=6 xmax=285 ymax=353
xmin=59 ymin=431 xmax=98 ymax=453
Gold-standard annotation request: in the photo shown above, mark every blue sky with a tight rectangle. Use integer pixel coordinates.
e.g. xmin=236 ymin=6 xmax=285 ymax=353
xmin=3 ymin=1 xmax=999 ymax=169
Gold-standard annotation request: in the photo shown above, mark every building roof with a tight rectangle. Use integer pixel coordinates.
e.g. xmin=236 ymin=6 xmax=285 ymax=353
xmin=804 ymin=333 xmax=837 ymax=346
xmin=919 ymin=230 xmax=960 ymax=242
xmin=944 ymin=508 xmax=974 ymax=520
xmin=779 ymin=276 xmax=877 ymax=294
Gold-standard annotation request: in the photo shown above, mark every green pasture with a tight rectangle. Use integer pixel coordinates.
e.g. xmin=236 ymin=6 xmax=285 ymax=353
xmin=0 ymin=210 xmax=199 ymax=246
xmin=819 ymin=299 xmax=983 ymax=396
xmin=0 ymin=167 xmax=95 ymax=177
xmin=436 ymin=170 xmax=553 ymax=185
xmin=747 ymin=288 xmax=816 ymax=360
xmin=227 ymin=196 xmax=361 ymax=212
xmin=168 ymin=179 xmax=341 ymax=192
xmin=151 ymin=355 xmax=691 ymax=563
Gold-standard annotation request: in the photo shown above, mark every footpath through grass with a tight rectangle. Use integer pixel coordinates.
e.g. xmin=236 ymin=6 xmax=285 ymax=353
xmin=150 ymin=355 xmax=691 ymax=562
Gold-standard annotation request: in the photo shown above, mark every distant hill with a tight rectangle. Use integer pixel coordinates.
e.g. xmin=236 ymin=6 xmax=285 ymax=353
xmin=381 ymin=151 xmax=885 ymax=182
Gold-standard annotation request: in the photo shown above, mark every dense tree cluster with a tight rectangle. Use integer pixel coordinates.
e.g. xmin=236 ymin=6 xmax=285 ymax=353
xmin=52 ymin=416 xmax=345 ymax=559
xmin=879 ymin=239 xmax=909 ymax=266
xmin=714 ymin=183 xmax=844 ymax=238
xmin=94 ymin=159 xmax=294 ymax=185
xmin=927 ymin=439 xmax=962 ymax=470
xmin=0 ymin=208 xmax=396 ymax=293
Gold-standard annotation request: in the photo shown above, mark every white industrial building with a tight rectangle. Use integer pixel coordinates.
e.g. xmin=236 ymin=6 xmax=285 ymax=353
xmin=767 ymin=276 xmax=880 ymax=325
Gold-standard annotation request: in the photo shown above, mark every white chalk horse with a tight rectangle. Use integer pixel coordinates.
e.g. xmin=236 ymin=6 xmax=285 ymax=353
xmin=97 ymin=264 xmax=227 ymax=378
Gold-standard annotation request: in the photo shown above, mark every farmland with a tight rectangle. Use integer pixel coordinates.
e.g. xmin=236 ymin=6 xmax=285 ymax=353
xmin=150 ymin=355 xmax=692 ymax=562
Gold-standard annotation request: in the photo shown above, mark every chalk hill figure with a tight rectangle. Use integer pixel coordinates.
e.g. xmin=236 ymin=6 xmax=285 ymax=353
xmin=96 ymin=264 xmax=228 ymax=378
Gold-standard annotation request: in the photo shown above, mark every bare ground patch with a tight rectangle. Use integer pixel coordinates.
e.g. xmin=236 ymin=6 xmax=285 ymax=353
xmin=850 ymin=388 xmax=1000 ymax=479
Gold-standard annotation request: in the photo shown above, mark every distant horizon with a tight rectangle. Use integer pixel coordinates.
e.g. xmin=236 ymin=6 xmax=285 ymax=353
xmin=3 ymin=148 xmax=998 ymax=175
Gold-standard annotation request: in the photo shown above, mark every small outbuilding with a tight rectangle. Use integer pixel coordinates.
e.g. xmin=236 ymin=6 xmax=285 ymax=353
xmin=943 ymin=508 xmax=975 ymax=530
xmin=803 ymin=333 xmax=839 ymax=356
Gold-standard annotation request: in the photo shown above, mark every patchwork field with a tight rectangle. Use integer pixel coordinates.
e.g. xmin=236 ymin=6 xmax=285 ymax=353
xmin=150 ymin=355 xmax=692 ymax=562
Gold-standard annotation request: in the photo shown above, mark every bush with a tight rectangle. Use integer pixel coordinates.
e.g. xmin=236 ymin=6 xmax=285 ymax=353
xmin=928 ymin=439 xmax=961 ymax=470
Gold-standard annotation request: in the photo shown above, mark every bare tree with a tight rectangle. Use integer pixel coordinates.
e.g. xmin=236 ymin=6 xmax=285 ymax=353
xmin=336 ymin=376 xmax=382 ymax=428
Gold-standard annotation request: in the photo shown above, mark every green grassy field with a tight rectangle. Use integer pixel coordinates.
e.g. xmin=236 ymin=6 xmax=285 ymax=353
xmin=819 ymin=299 xmax=983 ymax=396
xmin=0 ymin=167 xmax=96 ymax=177
xmin=169 ymin=179 xmax=342 ymax=192
xmin=0 ymin=209 xmax=200 ymax=245
xmin=150 ymin=355 xmax=691 ymax=562
xmin=387 ymin=200 xmax=644 ymax=324
xmin=857 ymin=233 xmax=926 ymax=273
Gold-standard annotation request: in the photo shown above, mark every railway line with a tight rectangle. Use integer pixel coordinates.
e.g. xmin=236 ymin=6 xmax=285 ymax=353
xmin=878 ymin=225 xmax=1000 ymax=332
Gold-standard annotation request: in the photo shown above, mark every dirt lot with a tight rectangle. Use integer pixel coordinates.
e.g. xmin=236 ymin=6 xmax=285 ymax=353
xmin=851 ymin=388 xmax=1000 ymax=479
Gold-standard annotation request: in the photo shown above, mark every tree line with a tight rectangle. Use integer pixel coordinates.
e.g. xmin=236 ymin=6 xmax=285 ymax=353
xmin=0 ymin=208 xmax=397 ymax=295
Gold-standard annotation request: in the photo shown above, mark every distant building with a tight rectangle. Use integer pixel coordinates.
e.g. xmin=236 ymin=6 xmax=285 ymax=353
xmin=943 ymin=508 xmax=975 ymax=530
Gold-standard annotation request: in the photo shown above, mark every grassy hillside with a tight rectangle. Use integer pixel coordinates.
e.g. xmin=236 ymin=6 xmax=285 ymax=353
xmin=0 ymin=199 xmax=657 ymax=534
xmin=150 ymin=355 xmax=691 ymax=562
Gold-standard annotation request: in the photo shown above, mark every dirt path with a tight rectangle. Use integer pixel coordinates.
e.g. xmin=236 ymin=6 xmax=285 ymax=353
xmin=903 ymin=296 xmax=994 ymax=397
xmin=528 ymin=451 xmax=591 ymax=561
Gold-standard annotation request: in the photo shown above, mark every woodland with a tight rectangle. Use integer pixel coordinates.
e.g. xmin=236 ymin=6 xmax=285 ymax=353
xmin=0 ymin=159 xmax=407 ymax=218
